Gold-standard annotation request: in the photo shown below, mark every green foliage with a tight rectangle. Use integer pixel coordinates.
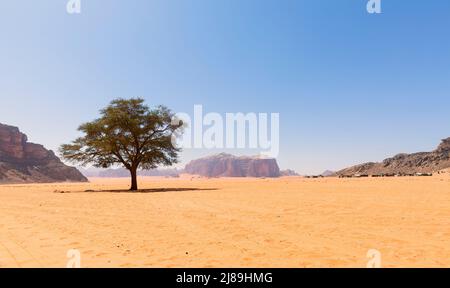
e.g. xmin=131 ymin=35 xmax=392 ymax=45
xmin=60 ymin=98 xmax=183 ymax=190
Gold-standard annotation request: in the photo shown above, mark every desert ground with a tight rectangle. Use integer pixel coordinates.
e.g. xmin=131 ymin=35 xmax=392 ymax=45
xmin=0 ymin=173 xmax=449 ymax=268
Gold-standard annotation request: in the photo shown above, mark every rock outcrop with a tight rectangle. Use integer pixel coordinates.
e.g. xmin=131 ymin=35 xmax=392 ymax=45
xmin=184 ymin=153 xmax=281 ymax=177
xmin=280 ymin=169 xmax=299 ymax=176
xmin=320 ymin=170 xmax=335 ymax=177
xmin=79 ymin=167 xmax=181 ymax=178
xmin=336 ymin=137 xmax=450 ymax=176
xmin=0 ymin=123 xmax=88 ymax=184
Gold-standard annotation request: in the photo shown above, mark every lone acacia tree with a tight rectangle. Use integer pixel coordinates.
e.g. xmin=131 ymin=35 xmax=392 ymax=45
xmin=60 ymin=98 xmax=183 ymax=191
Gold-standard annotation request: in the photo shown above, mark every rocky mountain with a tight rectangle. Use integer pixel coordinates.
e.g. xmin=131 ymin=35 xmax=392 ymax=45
xmin=320 ymin=170 xmax=335 ymax=177
xmin=280 ymin=169 xmax=299 ymax=176
xmin=184 ymin=153 xmax=281 ymax=177
xmin=79 ymin=167 xmax=181 ymax=178
xmin=0 ymin=123 xmax=87 ymax=184
xmin=336 ymin=137 xmax=450 ymax=176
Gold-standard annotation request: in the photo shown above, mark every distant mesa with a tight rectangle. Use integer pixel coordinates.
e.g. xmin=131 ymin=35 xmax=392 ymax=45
xmin=280 ymin=169 xmax=300 ymax=176
xmin=80 ymin=153 xmax=287 ymax=178
xmin=79 ymin=167 xmax=181 ymax=178
xmin=336 ymin=137 xmax=450 ymax=176
xmin=0 ymin=123 xmax=87 ymax=184
xmin=320 ymin=170 xmax=335 ymax=177
xmin=184 ymin=153 xmax=281 ymax=178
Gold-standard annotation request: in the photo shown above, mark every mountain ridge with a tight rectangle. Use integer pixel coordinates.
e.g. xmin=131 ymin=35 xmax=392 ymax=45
xmin=0 ymin=123 xmax=87 ymax=184
xmin=336 ymin=137 xmax=450 ymax=176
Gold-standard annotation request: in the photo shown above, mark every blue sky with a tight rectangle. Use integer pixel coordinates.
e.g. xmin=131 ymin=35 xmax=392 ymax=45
xmin=1 ymin=0 xmax=449 ymax=174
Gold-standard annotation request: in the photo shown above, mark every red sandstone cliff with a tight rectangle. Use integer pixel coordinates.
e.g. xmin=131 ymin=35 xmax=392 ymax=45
xmin=184 ymin=153 xmax=281 ymax=177
xmin=0 ymin=123 xmax=88 ymax=183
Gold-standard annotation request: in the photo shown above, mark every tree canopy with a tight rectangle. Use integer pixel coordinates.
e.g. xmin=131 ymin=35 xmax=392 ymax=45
xmin=60 ymin=98 xmax=183 ymax=190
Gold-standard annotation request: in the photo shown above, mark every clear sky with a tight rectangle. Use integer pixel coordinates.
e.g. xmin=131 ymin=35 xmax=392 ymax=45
xmin=1 ymin=0 xmax=449 ymax=174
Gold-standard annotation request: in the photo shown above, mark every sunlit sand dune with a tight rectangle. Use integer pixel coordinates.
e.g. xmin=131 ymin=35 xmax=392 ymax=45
xmin=0 ymin=175 xmax=449 ymax=268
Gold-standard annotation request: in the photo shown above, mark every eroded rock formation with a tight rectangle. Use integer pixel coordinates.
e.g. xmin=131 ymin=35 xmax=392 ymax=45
xmin=0 ymin=123 xmax=87 ymax=183
xmin=336 ymin=137 xmax=450 ymax=176
xmin=184 ymin=153 xmax=281 ymax=177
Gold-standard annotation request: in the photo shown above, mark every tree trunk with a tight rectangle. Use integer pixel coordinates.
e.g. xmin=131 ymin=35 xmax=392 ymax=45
xmin=130 ymin=167 xmax=138 ymax=191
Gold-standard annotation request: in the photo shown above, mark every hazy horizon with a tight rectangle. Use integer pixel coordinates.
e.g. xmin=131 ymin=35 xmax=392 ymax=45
xmin=1 ymin=1 xmax=449 ymax=174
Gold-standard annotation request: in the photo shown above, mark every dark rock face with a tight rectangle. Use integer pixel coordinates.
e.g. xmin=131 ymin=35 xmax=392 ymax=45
xmin=336 ymin=137 xmax=450 ymax=176
xmin=0 ymin=123 xmax=88 ymax=184
xmin=184 ymin=153 xmax=281 ymax=177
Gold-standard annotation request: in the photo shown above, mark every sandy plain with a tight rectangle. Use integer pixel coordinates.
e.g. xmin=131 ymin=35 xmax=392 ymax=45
xmin=0 ymin=173 xmax=449 ymax=268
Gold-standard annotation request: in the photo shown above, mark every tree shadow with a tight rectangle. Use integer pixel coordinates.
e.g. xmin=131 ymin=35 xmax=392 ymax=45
xmin=56 ymin=188 xmax=219 ymax=194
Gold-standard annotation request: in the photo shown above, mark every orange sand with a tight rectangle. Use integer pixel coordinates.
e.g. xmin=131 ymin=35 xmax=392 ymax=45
xmin=0 ymin=174 xmax=449 ymax=268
